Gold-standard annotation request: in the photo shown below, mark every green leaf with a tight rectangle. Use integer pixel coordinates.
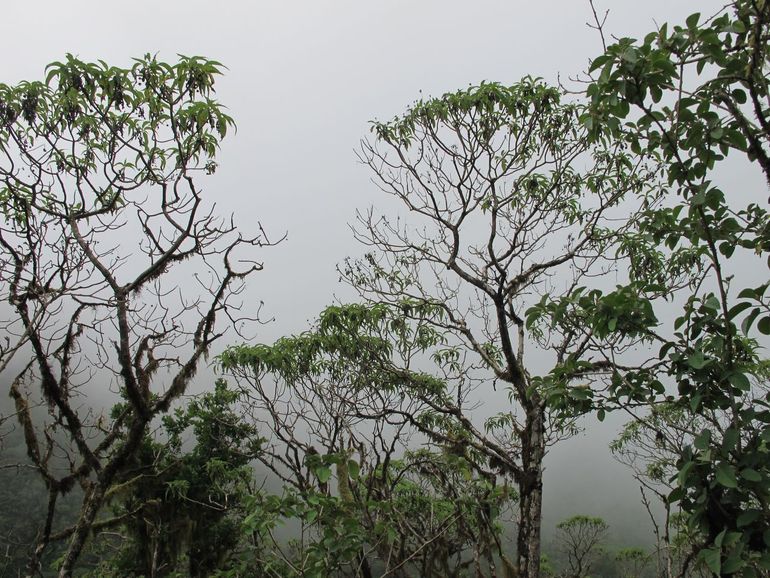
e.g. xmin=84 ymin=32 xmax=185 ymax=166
xmin=737 ymin=287 xmax=758 ymax=299
xmin=703 ymin=547 xmax=721 ymax=574
xmin=719 ymin=241 xmax=735 ymax=257
xmin=728 ymin=301 xmax=752 ymax=319
xmin=668 ymin=486 xmax=684 ymax=503
xmin=678 ymin=460 xmax=694 ymax=487
xmin=731 ymin=88 xmax=747 ymax=104
xmin=722 ymin=428 xmax=739 ymax=452
xmin=740 ymin=468 xmax=762 ymax=482
xmin=316 ymin=466 xmax=332 ymax=484
xmin=694 ymin=429 xmax=711 ymax=451
xmin=714 ymin=528 xmax=727 ymax=548
xmin=622 ymin=48 xmax=638 ymax=64
xmin=742 ymin=308 xmax=760 ymax=334
xmin=589 ymin=54 xmax=609 ymax=72
xmin=722 ymin=553 xmax=743 ymax=574
xmin=347 ymin=459 xmax=360 ymax=480
xmin=737 ymin=509 xmax=760 ymax=527
xmin=758 ymin=316 xmax=770 ymax=335
xmin=687 ymin=351 xmax=708 ymax=369
xmin=728 ymin=372 xmax=751 ymax=391
xmin=689 ymin=393 xmax=703 ymax=412
xmin=730 ymin=19 xmax=747 ymax=34
xmin=715 ymin=462 xmax=738 ymax=488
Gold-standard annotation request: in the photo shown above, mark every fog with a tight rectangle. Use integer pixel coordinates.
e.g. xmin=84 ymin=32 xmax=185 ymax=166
xmin=0 ymin=0 xmax=737 ymax=549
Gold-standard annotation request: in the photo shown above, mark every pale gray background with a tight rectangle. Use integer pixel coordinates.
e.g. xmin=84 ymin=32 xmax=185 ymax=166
xmin=1 ymin=0 xmax=731 ymax=547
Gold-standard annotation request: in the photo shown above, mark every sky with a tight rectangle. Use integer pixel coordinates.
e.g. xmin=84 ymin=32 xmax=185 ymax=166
xmin=0 ymin=0 xmax=725 ymax=338
xmin=1 ymin=0 xmax=730 ymax=545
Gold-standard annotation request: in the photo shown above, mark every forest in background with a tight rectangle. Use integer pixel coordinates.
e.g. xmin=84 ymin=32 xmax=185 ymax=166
xmin=0 ymin=1 xmax=769 ymax=577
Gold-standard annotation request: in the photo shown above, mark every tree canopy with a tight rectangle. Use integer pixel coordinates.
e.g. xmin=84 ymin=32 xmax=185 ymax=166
xmin=0 ymin=2 xmax=769 ymax=576
xmin=0 ymin=54 xmax=267 ymax=576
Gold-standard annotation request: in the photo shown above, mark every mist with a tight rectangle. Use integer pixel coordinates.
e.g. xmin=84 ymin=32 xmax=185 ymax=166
xmin=0 ymin=1 xmax=759 ymax=575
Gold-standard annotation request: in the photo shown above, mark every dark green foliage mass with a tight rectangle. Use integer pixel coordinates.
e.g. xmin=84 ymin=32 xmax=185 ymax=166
xmin=588 ymin=3 xmax=770 ymax=573
xmin=84 ymin=381 xmax=259 ymax=577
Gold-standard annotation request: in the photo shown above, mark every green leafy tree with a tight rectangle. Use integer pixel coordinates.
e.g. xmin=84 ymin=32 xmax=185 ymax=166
xmin=0 ymin=55 xmax=267 ymax=576
xmin=221 ymin=303 xmax=518 ymax=578
xmin=87 ymin=380 xmax=259 ymax=577
xmin=530 ymin=1 xmax=770 ymax=574
xmin=237 ymin=452 xmax=514 ymax=578
xmin=611 ymin=374 xmax=769 ymax=578
xmin=553 ymin=515 xmax=608 ymax=578
xmin=614 ymin=547 xmax=651 ymax=578
xmin=610 ymin=403 xmax=689 ymax=578
xmin=343 ymin=78 xmax=648 ymax=578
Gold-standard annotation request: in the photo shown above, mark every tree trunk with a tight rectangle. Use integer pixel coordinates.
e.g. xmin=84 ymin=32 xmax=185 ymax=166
xmin=517 ymin=474 xmax=544 ymax=578
xmin=56 ymin=419 xmax=147 ymax=576
xmin=516 ymin=405 xmax=545 ymax=578
xmin=57 ymin=482 xmax=106 ymax=578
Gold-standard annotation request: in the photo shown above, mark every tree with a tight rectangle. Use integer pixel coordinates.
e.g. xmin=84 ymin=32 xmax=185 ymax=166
xmin=614 ymin=547 xmax=650 ymax=578
xmin=553 ymin=515 xmax=608 ymax=578
xmin=86 ymin=380 xmax=260 ymax=578
xmin=610 ymin=404 xmax=689 ymax=578
xmin=221 ymin=303 xmax=517 ymax=578
xmin=0 ymin=55 xmax=267 ymax=576
xmin=611 ymin=371 xmax=770 ymax=578
xmin=533 ymin=1 xmax=770 ymax=574
xmin=343 ymin=79 xmax=647 ymax=577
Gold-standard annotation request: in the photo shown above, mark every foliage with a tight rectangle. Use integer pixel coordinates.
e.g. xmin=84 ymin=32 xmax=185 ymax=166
xmin=0 ymin=54 xmax=265 ymax=575
xmin=222 ymin=303 xmax=517 ymax=577
xmin=237 ymin=454 xmax=513 ymax=578
xmin=86 ymin=380 xmax=259 ymax=577
xmin=345 ymin=76 xmax=648 ymax=578
xmin=614 ymin=547 xmax=650 ymax=578
xmin=4 ymin=3 xmax=769 ymax=574
xmin=529 ymin=1 xmax=770 ymax=574
xmin=554 ymin=515 xmax=609 ymax=578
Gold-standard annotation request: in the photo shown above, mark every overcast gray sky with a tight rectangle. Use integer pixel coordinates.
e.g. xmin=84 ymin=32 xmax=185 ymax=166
xmin=1 ymin=0 xmax=729 ymax=545
xmin=0 ymin=0 xmax=725 ymax=337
